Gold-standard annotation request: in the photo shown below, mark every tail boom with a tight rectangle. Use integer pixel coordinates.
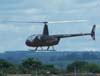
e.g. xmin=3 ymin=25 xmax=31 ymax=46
xmin=53 ymin=33 xmax=91 ymax=38
xmin=53 ymin=25 xmax=96 ymax=40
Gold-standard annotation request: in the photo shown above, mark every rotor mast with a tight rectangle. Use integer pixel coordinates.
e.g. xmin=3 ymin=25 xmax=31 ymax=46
xmin=43 ymin=22 xmax=49 ymax=36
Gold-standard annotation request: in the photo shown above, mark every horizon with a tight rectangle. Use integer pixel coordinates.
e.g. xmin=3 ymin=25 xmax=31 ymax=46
xmin=0 ymin=50 xmax=100 ymax=53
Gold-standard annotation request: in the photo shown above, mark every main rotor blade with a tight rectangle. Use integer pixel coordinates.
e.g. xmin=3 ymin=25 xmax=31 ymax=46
xmin=48 ymin=20 xmax=88 ymax=23
xmin=2 ymin=20 xmax=87 ymax=24
xmin=3 ymin=21 xmax=48 ymax=23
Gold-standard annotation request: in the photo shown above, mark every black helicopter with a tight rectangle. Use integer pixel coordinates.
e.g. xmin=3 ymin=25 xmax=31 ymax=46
xmin=25 ymin=21 xmax=96 ymax=51
xmin=4 ymin=20 xmax=96 ymax=51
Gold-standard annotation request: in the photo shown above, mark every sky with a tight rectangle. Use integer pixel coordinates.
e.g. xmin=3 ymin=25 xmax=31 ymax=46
xmin=0 ymin=0 xmax=100 ymax=52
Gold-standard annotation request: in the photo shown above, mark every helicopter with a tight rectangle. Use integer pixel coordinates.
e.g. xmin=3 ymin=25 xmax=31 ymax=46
xmin=4 ymin=20 xmax=96 ymax=51
xmin=24 ymin=21 xmax=96 ymax=51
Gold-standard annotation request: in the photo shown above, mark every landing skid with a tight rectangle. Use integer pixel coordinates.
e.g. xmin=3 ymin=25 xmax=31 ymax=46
xmin=29 ymin=46 xmax=56 ymax=52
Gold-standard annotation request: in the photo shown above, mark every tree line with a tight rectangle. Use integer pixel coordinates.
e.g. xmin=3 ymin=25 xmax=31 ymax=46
xmin=0 ymin=58 xmax=100 ymax=75
xmin=0 ymin=58 xmax=59 ymax=75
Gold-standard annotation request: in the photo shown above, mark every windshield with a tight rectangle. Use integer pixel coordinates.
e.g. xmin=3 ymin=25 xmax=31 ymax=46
xmin=27 ymin=35 xmax=36 ymax=42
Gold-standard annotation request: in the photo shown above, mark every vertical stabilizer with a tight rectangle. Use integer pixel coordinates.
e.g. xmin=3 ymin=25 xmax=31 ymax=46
xmin=91 ymin=24 xmax=96 ymax=40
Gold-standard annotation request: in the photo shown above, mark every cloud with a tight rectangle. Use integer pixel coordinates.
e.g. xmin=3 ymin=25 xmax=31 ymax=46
xmin=84 ymin=48 xmax=97 ymax=51
xmin=0 ymin=24 xmax=36 ymax=33
xmin=97 ymin=24 xmax=100 ymax=29
xmin=0 ymin=37 xmax=27 ymax=52
xmin=24 ymin=8 xmax=41 ymax=14
xmin=0 ymin=46 xmax=6 ymax=53
xmin=73 ymin=0 xmax=98 ymax=5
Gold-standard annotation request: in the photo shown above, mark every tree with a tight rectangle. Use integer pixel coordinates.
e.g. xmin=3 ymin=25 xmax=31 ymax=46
xmin=0 ymin=58 xmax=59 ymax=74
xmin=19 ymin=58 xmax=42 ymax=73
xmin=0 ymin=59 xmax=14 ymax=69
xmin=66 ymin=61 xmax=88 ymax=72
xmin=85 ymin=63 xmax=100 ymax=73
xmin=0 ymin=59 xmax=18 ymax=74
xmin=43 ymin=64 xmax=59 ymax=74
xmin=66 ymin=61 xmax=100 ymax=73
